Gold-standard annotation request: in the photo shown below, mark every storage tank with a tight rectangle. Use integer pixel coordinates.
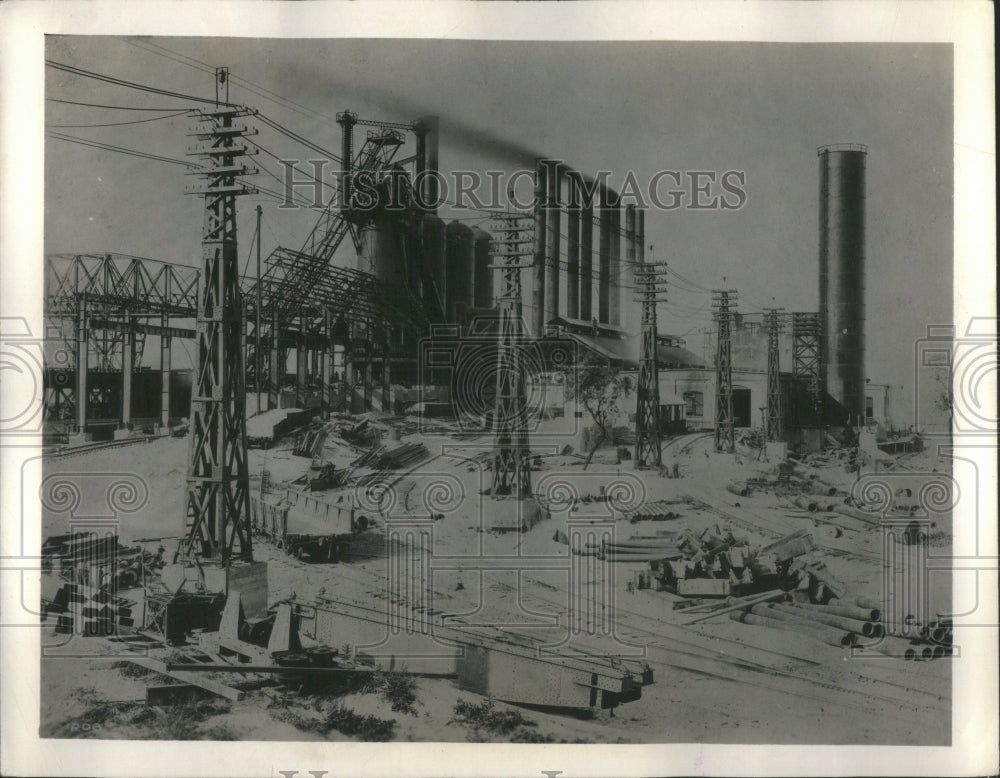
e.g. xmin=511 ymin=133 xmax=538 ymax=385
xmin=471 ymin=226 xmax=493 ymax=309
xmin=818 ymin=144 xmax=867 ymax=425
xmin=445 ymin=221 xmax=474 ymax=323
xmin=421 ymin=214 xmax=447 ymax=321
xmin=359 ymin=212 xmax=406 ymax=289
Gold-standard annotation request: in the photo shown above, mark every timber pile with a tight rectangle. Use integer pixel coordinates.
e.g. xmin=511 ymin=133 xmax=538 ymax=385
xmin=351 ymin=442 xmax=430 ymax=471
xmin=628 ymin=527 xmax=813 ymax=598
xmin=618 ymin=499 xmax=685 ymax=522
xmin=293 ymin=425 xmax=328 ymax=458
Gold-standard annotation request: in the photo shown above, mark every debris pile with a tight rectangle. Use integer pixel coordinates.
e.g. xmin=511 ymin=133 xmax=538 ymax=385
xmin=352 ymin=441 xmax=430 ymax=471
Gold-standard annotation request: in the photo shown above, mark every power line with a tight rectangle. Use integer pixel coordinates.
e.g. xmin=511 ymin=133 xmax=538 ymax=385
xmin=46 ymin=131 xmax=199 ymax=168
xmin=129 ymin=38 xmax=342 ymax=126
xmin=255 ymin=113 xmax=341 ymax=163
xmin=246 ymin=138 xmax=339 ymax=194
xmin=46 ymin=97 xmax=191 ymax=112
xmin=46 ymin=110 xmax=189 ymax=129
xmin=46 ymin=59 xmax=233 ymax=107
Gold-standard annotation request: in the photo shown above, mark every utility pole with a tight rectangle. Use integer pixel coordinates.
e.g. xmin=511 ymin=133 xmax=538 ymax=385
xmin=633 ymin=257 xmax=669 ymax=468
xmin=255 ymin=204 xmax=263 ymax=415
xmin=712 ymin=288 xmax=738 ymax=453
xmin=765 ymin=307 xmax=784 ymax=440
xmin=180 ymin=68 xmax=258 ymax=564
xmin=490 ymin=211 xmax=534 ymax=498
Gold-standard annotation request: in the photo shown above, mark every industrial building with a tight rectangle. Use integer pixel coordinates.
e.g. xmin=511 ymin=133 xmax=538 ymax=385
xmin=35 ymin=53 xmax=949 ymax=750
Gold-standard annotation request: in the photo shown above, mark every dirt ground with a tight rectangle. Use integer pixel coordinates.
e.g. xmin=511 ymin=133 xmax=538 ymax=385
xmin=40 ymin=420 xmax=952 ymax=744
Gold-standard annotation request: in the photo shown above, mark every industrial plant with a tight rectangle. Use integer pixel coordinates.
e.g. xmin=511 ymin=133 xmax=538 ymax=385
xmin=33 ymin=41 xmax=953 ymax=747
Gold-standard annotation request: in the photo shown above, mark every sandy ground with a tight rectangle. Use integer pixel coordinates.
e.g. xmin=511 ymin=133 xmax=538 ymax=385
xmin=40 ymin=420 xmax=952 ymax=743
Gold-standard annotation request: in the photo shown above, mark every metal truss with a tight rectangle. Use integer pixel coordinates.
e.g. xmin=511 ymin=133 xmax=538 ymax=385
xmin=491 ymin=212 xmax=534 ymax=498
xmin=792 ymin=311 xmax=823 ymax=422
xmin=713 ymin=290 xmax=738 ymax=453
xmin=180 ymin=97 xmax=257 ymax=565
xmin=634 ymin=263 xmax=668 ymax=468
xmin=765 ymin=308 xmax=784 ymax=440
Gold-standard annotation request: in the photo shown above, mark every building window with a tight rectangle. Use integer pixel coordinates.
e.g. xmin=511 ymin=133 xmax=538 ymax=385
xmin=865 ymin=395 xmax=874 ymax=420
xmin=683 ymin=390 xmax=704 ymax=417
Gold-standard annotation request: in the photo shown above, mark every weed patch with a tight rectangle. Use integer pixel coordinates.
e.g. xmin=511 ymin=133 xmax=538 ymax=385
xmin=451 ymin=698 xmax=536 ymax=736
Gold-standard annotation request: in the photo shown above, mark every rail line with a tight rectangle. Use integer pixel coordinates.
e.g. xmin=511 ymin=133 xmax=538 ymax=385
xmin=45 ymin=434 xmax=161 ymax=460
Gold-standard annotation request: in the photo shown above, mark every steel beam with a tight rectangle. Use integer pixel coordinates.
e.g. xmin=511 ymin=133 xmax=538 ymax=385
xmin=75 ymin=299 xmax=88 ymax=432
xmin=161 ymin=312 xmax=171 ymax=428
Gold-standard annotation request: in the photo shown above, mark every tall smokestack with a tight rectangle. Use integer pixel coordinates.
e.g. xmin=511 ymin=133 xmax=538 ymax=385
xmin=532 ymin=159 xmax=548 ymax=337
xmin=579 ymin=179 xmax=594 ymax=322
xmin=598 ymin=186 xmax=611 ymax=324
xmin=566 ymin=176 xmax=580 ymax=320
xmin=421 ymin=115 xmax=440 ymax=214
xmin=625 ymin=204 xmax=636 ymax=331
xmin=544 ymin=161 xmax=562 ymax=331
xmin=818 ymin=144 xmax=867 ymax=425
xmin=609 ymin=195 xmax=621 ymax=327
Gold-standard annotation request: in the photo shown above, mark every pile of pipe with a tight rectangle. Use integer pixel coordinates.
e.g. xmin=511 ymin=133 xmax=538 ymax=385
xmin=729 ymin=594 xmax=954 ymax=660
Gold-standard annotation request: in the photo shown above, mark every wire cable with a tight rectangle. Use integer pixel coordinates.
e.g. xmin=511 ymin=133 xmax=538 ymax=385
xmin=255 ymin=113 xmax=342 ymax=163
xmin=46 ymin=111 xmax=189 ymax=129
xmin=46 ymin=97 xmax=191 ymax=112
xmin=46 ymin=131 xmax=199 ymax=168
xmin=46 ymin=59 xmax=233 ymax=107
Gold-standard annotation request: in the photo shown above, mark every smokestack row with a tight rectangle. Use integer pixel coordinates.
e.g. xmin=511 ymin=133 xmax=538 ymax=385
xmin=532 ymin=159 xmax=639 ymax=337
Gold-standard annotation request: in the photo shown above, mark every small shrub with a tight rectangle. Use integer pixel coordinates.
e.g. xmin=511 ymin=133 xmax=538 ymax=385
xmin=111 ymin=661 xmax=156 ymax=679
xmin=270 ymin=703 xmax=396 ymax=741
xmin=323 ymin=704 xmax=396 ymax=741
xmin=362 ymin=670 xmax=418 ymax=714
xmin=452 ymin=698 xmax=535 ymax=736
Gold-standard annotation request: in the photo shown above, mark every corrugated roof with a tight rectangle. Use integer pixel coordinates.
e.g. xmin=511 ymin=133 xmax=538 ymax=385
xmin=559 ymin=331 xmax=705 ymax=370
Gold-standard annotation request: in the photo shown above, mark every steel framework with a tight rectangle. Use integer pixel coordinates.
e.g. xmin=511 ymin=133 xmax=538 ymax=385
xmin=792 ymin=311 xmax=823 ymax=422
xmin=180 ymin=91 xmax=257 ymax=565
xmin=44 ymin=253 xmax=200 ymax=429
xmin=490 ymin=212 xmax=534 ymax=498
xmin=633 ymin=262 xmax=668 ymax=468
xmin=765 ymin=308 xmax=784 ymax=440
xmin=712 ymin=289 xmax=737 ymax=453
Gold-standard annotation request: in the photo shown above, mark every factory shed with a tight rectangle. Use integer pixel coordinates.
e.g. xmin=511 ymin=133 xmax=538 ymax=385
xmin=546 ymin=317 xmax=704 ymax=371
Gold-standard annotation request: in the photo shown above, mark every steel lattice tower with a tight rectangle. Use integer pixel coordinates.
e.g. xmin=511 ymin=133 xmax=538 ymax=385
xmin=491 ymin=212 xmax=533 ymax=497
xmin=712 ymin=289 xmax=737 ymax=453
xmin=634 ymin=263 xmax=668 ymax=468
xmin=765 ymin=308 xmax=784 ymax=440
xmin=792 ymin=311 xmax=823 ymax=423
xmin=181 ymin=71 xmax=258 ymax=563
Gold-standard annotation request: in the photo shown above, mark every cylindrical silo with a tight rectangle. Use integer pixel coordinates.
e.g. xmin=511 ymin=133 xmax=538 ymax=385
xmin=421 ymin=214 xmax=447 ymax=321
xmin=359 ymin=212 xmax=406 ymax=289
xmin=818 ymin=144 xmax=867 ymax=426
xmin=445 ymin=220 xmax=474 ymax=323
xmin=471 ymin=226 xmax=493 ymax=309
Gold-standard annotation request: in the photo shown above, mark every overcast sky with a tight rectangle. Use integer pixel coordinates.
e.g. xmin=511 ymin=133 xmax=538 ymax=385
xmin=45 ymin=37 xmax=952 ymax=424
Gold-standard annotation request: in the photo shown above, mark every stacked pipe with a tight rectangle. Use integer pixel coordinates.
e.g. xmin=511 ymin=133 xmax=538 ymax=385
xmin=729 ymin=595 xmax=953 ymax=660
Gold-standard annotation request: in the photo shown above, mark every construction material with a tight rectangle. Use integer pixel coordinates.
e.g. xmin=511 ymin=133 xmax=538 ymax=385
xmin=822 ymin=599 xmax=881 ymax=622
xmin=684 ymin=589 xmax=790 ymax=624
xmin=619 ymin=499 xmax=685 ymax=522
xmin=677 ymin=578 xmax=730 ymax=597
xmin=772 ymin=603 xmax=880 ymax=637
xmin=760 ymin=529 xmax=814 ymax=562
xmin=731 ymin=610 xmax=855 ymax=648
xmin=793 ymin=496 xmax=818 ymax=513
xmin=835 ymin=505 xmax=882 ymax=526
xmin=124 ymin=656 xmax=245 ymax=701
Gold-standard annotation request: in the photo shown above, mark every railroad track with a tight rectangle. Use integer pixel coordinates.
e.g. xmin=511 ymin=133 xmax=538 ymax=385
xmin=45 ymin=434 xmax=159 ymax=459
